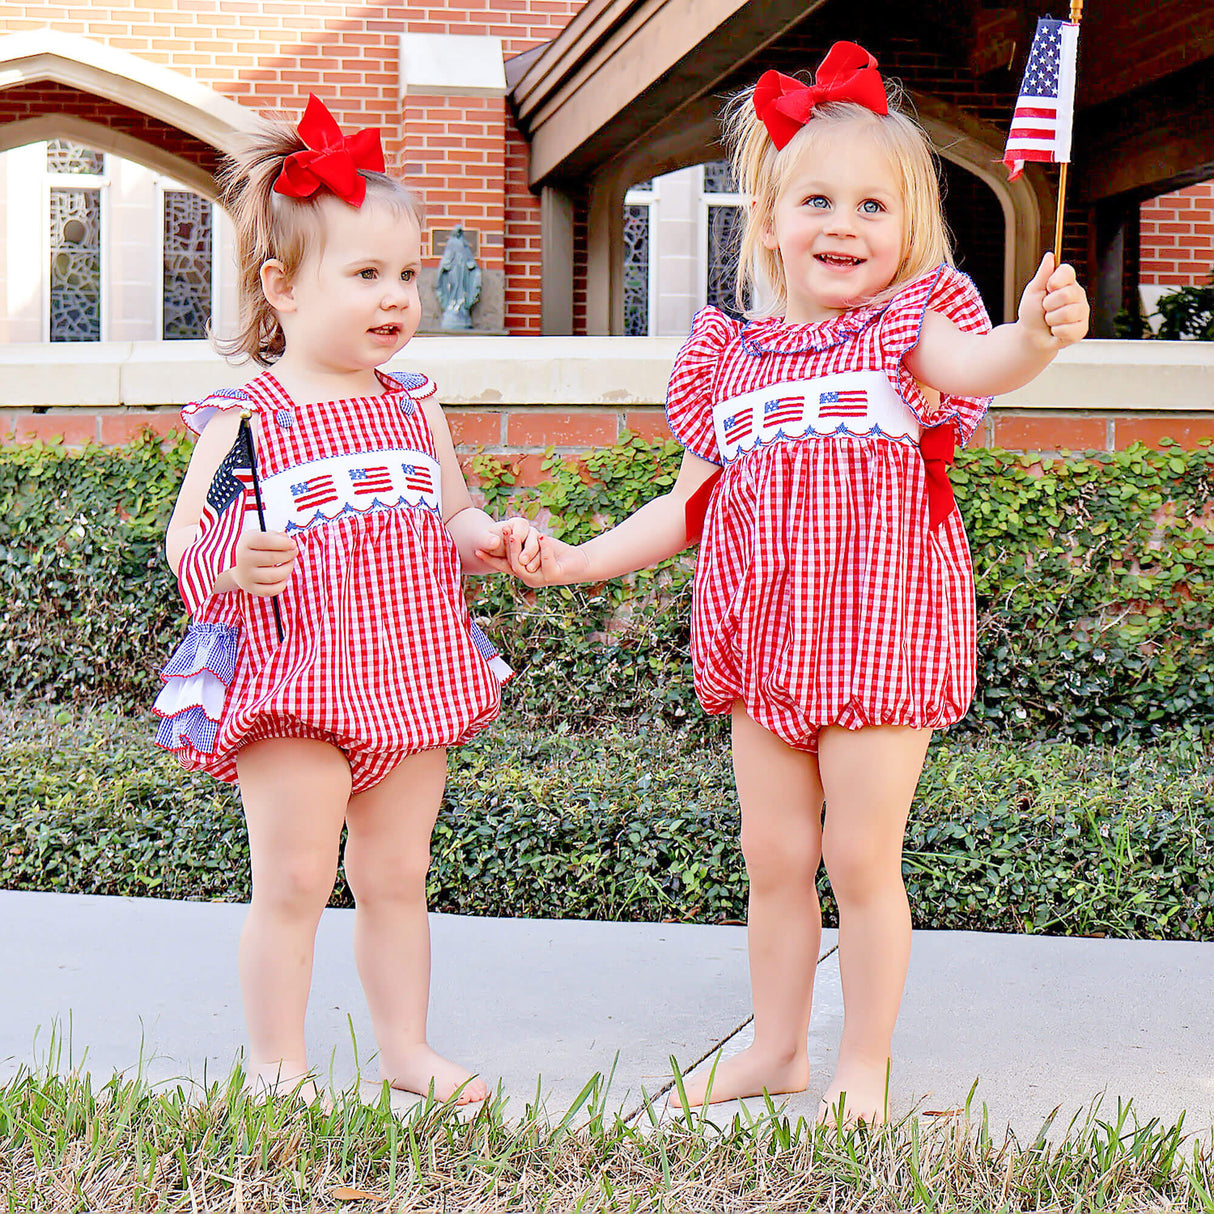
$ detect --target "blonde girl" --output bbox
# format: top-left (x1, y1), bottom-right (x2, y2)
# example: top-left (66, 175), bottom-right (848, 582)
top-left (154, 96), bottom-right (536, 1103)
top-left (510, 44), bottom-right (1088, 1122)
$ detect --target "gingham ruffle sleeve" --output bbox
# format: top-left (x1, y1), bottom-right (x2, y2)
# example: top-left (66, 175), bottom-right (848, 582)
top-left (180, 387), bottom-right (253, 436)
top-left (880, 265), bottom-right (993, 445)
top-left (664, 306), bottom-right (742, 465)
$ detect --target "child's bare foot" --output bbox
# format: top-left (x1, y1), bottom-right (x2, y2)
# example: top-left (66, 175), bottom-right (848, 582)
top-left (247, 1061), bottom-right (319, 1105)
top-left (668, 1045), bottom-right (809, 1108)
top-left (383, 1043), bottom-right (488, 1105)
top-left (817, 1058), bottom-right (891, 1127)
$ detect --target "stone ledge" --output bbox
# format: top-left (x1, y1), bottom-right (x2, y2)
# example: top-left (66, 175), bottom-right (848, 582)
top-left (2, 338), bottom-right (1212, 412)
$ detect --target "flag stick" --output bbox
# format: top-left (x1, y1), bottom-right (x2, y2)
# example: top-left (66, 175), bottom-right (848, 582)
top-left (1054, 0), bottom-right (1083, 261)
top-left (240, 409), bottom-right (285, 644)
top-left (1054, 162), bottom-right (1069, 260)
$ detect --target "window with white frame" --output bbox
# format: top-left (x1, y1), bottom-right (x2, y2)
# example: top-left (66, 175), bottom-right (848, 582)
top-left (701, 160), bottom-right (749, 318)
top-left (161, 188), bottom-right (214, 340)
top-left (46, 140), bottom-right (106, 342)
top-left (623, 178), bottom-right (657, 336)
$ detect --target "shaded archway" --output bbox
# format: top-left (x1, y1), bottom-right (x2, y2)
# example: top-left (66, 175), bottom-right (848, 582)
top-left (583, 92), bottom-right (1050, 333)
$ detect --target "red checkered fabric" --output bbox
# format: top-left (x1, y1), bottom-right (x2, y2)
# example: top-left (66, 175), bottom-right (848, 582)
top-left (665, 265), bottom-right (991, 752)
top-left (163, 369), bottom-right (501, 792)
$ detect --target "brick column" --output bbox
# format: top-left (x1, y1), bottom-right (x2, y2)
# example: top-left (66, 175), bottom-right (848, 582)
top-left (398, 33), bottom-right (508, 334)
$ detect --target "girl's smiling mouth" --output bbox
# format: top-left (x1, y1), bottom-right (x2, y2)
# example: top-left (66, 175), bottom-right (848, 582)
top-left (815, 253), bottom-right (865, 267)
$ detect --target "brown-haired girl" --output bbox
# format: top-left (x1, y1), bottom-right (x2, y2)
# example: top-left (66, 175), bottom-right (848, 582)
top-left (154, 96), bottom-right (536, 1103)
top-left (511, 44), bottom-right (1089, 1122)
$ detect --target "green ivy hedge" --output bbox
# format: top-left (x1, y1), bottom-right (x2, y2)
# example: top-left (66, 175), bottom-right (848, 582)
top-left (1, 430), bottom-right (1211, 742)
top-left (3, 706), bottom-right (1211, 939)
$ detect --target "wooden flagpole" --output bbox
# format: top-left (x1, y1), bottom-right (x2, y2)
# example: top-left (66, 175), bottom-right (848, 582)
top-left (1053, 0), bottom-right (1084, 259)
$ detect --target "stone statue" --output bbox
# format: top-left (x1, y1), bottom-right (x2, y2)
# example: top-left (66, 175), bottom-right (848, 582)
top-left (435, 225), bottom-right (482, 330)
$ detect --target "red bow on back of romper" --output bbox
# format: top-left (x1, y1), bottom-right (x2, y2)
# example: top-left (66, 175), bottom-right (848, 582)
top-left (753, 42), bottom-right (889, 150)
top-left (273, 95), bottom-right (386, 208)
top-left (920, 422), bottom-right (959, 530)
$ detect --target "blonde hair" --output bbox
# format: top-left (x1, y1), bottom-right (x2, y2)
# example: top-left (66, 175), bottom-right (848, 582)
top-left (721, 78), bottom-right (951, 319)
top-left (215, 114), bottom-right (424, 366)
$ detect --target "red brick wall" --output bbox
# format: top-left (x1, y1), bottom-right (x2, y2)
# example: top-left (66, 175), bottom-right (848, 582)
top-left (2, 1), bottom-right (586, 331)
top-left (5, 406), bottom-right (1212, 474)
top-left (1140, 181), bottom-right (1214, 290)
top-left (402, 93), bottom-right (506, 278)
top-left (1082, 2), bottom-right (1214, 109)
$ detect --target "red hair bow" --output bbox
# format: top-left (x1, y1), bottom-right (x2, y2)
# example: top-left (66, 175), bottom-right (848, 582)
top-left (273, 94), bottom-right (385, 207)
top-left (753, 42), bottom-right (888, 150)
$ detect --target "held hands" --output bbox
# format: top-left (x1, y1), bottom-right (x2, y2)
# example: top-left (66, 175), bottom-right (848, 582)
top-left (503, 532), bottom-right (589, 588)
top-left (474, 516), bottom-right (542, 576)
top-left (475, 514), bottom-right (589, 587)
top-left (233, 529), bottom-right (297, 597)
top-left (1018, 252), bottom-right (1090, 349)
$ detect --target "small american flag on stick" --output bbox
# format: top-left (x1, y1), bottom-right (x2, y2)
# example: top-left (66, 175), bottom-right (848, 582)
top-left (178, 423), bottom-right (256, 617)
top-left (1003, 16), bottom-right (1079, 182)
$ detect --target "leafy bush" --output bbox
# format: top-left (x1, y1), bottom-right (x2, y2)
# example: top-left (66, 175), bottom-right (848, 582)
top-left (2, 432), bottom-right (1212, 742)
top-left (1155, 276), bottom-right (1214, 341)
top-left (2, 705), bottom-right (1212, 940)
top-left (1116, 275), bottom-right (1214, 340)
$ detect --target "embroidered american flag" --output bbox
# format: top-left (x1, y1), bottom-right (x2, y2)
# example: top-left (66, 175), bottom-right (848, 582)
top-left (722, 408), bottom-right (753, 444)
top-left (402, 463), bottom-right (434, 494)
top-left (349, 465), bottom-right (393, 496)
top-left (763, 396), bottom-right (803, 428)
top-left (1003, 17), bottom-right (1078, 181)
top-left (819, 389), bottom-right (868, 418)
top-left (291, 474), bottom-right (337, 510)
top-left (177, 422), bottom-right (256, 616)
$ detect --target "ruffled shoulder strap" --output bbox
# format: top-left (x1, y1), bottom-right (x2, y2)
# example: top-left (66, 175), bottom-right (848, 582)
top-left (880, 265), bottom-right (993, 444)
top-left (180, 386), bottom-right (254, 436)
top-left (380, 369), bottom-right (438, 400)
top-left (664, 306), bottom-right (743, 465)
top-left (881, 265), bottom-right (991, 354)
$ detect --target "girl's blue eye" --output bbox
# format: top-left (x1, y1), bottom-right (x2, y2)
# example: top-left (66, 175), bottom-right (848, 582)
top-left (861, 200), bottom-right (884, 215)
top-left (806, 196), bottom-right (830, 209)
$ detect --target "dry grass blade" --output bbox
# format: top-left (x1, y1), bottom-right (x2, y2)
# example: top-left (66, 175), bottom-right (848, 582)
top-left (0, 1066), bottom-right (1211, 1212)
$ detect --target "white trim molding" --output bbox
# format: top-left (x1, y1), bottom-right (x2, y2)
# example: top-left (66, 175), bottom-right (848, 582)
top-left (0, 30), bottom-right (258, 158)
top-left (398, 34), bottom-right (507, 98)
top-left (1, 339), bottom-right (1211, 413)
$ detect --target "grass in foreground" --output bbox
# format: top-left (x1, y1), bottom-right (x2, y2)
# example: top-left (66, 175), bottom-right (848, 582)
top-left (2, 1063), bottom-right (1212, 1213)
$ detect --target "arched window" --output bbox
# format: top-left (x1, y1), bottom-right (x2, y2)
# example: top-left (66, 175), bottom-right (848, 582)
top-left (4, 140), bottom-right (221, 342)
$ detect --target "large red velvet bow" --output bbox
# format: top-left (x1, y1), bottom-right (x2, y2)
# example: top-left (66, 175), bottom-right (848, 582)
top-left (273, 95), bottom-right (385, 207)
top-left (920, 422), bottom-right (958, 531)
top-left (753, 42), bottom-right (888, 150)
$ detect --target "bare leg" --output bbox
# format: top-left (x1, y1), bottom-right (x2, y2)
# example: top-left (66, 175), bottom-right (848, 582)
top-left (817, 725), bottom-right (932, 1125)
top-left (235, 737), bottom-right (351, 1096)
top-left (675, 703), bottom-right (824, 1107)
top-left (344, 749), bottom-right (488, 1104)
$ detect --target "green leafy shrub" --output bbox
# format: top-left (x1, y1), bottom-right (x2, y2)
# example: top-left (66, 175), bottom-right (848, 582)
top-left (1, 431), bottom-right (1211, 742)
top-left (2, 705), bottom-right (1211, 939)
top-left (1155, 276), bottom-right (1214, 341)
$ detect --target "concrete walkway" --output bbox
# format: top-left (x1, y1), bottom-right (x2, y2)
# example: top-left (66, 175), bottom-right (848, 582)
top-left (2, 890), bottom-right (1211, 1141)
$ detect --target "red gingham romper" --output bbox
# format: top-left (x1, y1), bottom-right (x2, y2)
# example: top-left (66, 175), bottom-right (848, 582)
top-left (153, 369), bottom-right (506, 792)
top-left (665, 265), bottom-right (992, 752)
